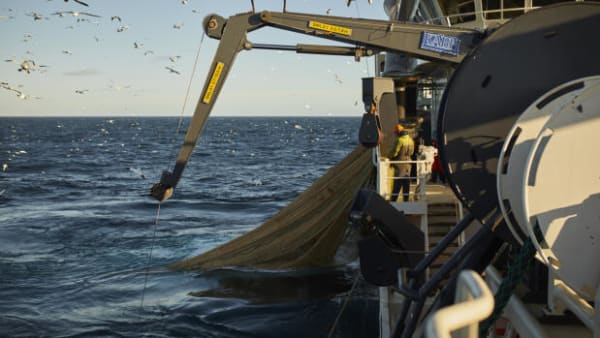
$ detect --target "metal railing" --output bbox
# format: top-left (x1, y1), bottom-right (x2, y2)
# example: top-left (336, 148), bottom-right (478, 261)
top-left (377, 156), bottom-right (433, 203)
top-left (425, 270), bottom-right (494, 338)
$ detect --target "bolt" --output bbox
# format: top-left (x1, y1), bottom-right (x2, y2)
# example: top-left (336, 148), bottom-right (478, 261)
top-left (208, 19), bottom-right (217, 29)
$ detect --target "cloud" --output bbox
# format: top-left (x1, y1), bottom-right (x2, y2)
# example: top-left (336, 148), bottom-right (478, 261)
top-left (63, 68), bottom-right (100, 76)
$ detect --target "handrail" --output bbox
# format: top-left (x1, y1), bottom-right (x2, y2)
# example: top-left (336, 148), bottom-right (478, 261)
top-left (382, 158), bottom-right (432, 202)
top-left (423, 0), bottom-right (589, 28)
top-left (419, 5), bottom-right (541, 26)
top-left (425, 270), bottom-right (494, 338)
top-left (373, 146), bottom-right (433, 202)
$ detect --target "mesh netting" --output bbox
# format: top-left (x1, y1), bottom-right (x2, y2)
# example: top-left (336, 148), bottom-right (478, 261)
top-left (170, 145), bottom-right (373, 270)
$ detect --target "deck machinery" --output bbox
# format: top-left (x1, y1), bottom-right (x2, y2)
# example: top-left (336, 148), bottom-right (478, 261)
top-left (151, 1), bottom-right (600, 337)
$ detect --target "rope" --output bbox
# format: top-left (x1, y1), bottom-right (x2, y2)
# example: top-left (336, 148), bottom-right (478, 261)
top-left (140, 202), bottom-right (161, 310)
top-left (478, 238), bottom-right (536, 337)
top-left (176, 33), bottom-right (206, 134)
top-left (138, 31), bottom-right (205, 316)
top-left (327, 270), bottom-right (361, 338)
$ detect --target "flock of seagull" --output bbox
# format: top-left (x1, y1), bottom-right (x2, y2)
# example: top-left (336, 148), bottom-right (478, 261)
top-left (2, 0), bottom-right (195, 101)
top-left (2, 0), bottom-right (370, 103)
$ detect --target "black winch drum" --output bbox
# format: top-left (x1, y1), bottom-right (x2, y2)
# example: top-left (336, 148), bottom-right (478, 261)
top-left (437, 2), bottom-right (600, 225)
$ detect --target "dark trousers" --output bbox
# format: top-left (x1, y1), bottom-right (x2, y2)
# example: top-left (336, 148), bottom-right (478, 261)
top-left (392, 165), bottom-right (410, 202)
top-left (431, 170), bottom-right (446, 183)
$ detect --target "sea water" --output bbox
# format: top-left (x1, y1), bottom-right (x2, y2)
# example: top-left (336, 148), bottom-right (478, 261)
top-left (0, 117), bottom-right (377, 337)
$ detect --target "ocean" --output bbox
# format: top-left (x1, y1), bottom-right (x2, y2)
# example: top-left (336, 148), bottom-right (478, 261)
top-left (0, 116), bottom-right (378, 337)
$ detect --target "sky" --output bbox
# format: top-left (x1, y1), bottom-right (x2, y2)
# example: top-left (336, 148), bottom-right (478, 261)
top-left (0, 0), bottom-right (390, 117)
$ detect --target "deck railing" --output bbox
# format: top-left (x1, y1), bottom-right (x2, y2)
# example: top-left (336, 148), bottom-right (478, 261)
top-left (376, 156), bottom-right (433, 203)
top-left (424, 270), bottom-right (494, 338)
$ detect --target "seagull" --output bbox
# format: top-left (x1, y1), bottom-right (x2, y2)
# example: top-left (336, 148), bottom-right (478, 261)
top-left (64, 0), bottom-right (90, 6)
top-left (76, 17), bottom-right (95, 23)
top-left (12, 90), bottom-right (41, 100)
top-left (181, 0), bottom-right (188, 4)
top-left (62, 50), bottom-right (72, 55)
top-left (133, 42), bottom-right (142, 49)
top-left (109, 81), bottom-right (131, 91)
top-left (117, 25), bottom-right (129, 32)
top-left (169, 55), bottom-right (181, 62)
top-left (1, 82), bottom-right (23, 97)
top-left (53, 11), bottom-right (101, 18)
top-left (18, 60), bottom-right (36, 73)
top-left (165, 66), bottom-right (180, 74)
top-left (327, 69), bottom-right (343, 84)
top-left (144, 50), bottom-right (154, 56)
top-left (111, 15), bottom-right (121, 22)
top-left (2, 163), bottom-right (7, 172)
top-left (326, 8), bottom-right (332, 14)
top-left (346, 0), bottom-right (373, 4)
top-left (334, 73), bottom-right (342, 84)
top-left (173, 23), bottom-right (183, 29)
top-left (26, 12), bottom-right (45, 21)
top-left (75, 89), bottom-right (89, 94)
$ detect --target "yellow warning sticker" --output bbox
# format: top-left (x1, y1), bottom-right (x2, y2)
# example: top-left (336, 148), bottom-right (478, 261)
top-left (202, 62), bottom-right (224, 104)
top-left (308, 21), bottom-right (352, 36)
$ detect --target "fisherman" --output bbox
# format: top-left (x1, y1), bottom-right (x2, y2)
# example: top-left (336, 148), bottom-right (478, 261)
top-left (430, 139), bottom-right (446, 184)
top-left (389, 124), bottom-right (415, 202)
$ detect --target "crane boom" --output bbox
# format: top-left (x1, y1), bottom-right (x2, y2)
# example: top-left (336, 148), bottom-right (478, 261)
top-left (151, 10), bottom-right (482, 201)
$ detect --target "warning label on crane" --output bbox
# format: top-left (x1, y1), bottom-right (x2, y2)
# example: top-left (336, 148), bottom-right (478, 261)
top-left (420, 32), bottom-right (460, 56)
top-left (308, 21), bottom-right (352, 36)
top-left (203, 61), bottom-right (224, 104)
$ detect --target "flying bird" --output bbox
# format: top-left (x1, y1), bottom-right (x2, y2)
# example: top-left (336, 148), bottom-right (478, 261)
top-left (26, 12), bottom-right (45, 21)
top-left (334, 73), bottom-right (342, 84)
top-left (64, 0), bottom-right (89, 6)
top-left (346, 0), bottom-right (373, 4)
top-left (117, 25), bottom-right (129, 32)
top-left (18, 60), bottom-right (36, 73)
top-left (1, 82), bottom-right (22, 96)
top-left (165, 66), bottom-right (180, 74)
top-left (173, 23), bottom-right (183, 29)
top-left (75, 89), bottom-right (89, 94)
top-left (1, 83), bottom-right (41, 100)
top-left (53, 11), bottom-right (101, 18)
top-left (327, 69), bottom-right (343, 84)
top-left (111, 15), bottom-right (121, 22)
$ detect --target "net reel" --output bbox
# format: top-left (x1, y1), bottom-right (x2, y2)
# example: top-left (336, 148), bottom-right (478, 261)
top-left (498, 76), bottom-right (600, 301)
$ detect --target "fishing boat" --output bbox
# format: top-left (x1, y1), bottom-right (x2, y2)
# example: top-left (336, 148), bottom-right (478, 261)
top-left (151, 0), bottom-right (600, 337)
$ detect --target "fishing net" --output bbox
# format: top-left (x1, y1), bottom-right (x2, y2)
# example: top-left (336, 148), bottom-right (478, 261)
top-left (170, 145), bottom-right (374, 270)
